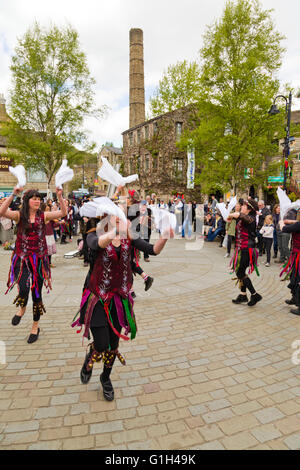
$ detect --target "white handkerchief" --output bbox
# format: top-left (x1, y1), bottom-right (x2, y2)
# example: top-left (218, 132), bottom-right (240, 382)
top-left (98, 157), bottom-right (138, 186)
top-left (79, 201), bottom-right (99, 218)
top-left (276, 187), bottom-right (297, 220)
top-left (79, 197), bottom-right (127, 224)
top-left (216, 196), bottom-right (237, 221)
top-left (55, 160), bottom-right (74, 189)
top-left (94, 197), bottom-right (127, 223)
top-left (9, 165), bottom-right (26, 189)
top-left (150, 206), bottom-right (176, 233)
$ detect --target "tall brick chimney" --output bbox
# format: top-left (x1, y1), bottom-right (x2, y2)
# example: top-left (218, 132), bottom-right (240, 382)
top-left (0, 94), bottom-right (9, 123)
top-left (129, 28), bottom-right (145, 128)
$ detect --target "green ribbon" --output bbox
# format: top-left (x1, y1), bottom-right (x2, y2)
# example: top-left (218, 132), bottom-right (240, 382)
top-left (122, 298), bottom-right (136, 340)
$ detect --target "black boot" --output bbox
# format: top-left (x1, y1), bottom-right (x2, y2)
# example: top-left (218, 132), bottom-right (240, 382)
top-left (12, 295), bottom-right (28, 325)
top-left (144, 276), bottom-right (154, 291)
top-left (99, 349), bottom-right (126, 401)
top-left (80, 344), bottom-right (102, 384)
top-left (100, 373), bottom-right (114, 401)
top-left (290, 307), bottom-right (300, 316)
top-left (232, 294), bottom-right (248, 304)
top-left (248, 293), bottom-right (262, 307)
top-left (285, 297), bottom-right (297, 306)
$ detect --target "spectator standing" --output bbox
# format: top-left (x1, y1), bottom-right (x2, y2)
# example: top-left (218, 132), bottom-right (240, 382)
top-left (140, 200), bottom-right (153, 262)
top-left (256, 200), bottom-right (271, 256)
top-left (275, 208), bottom-right (294, 264)
top-left (211, 195), bottom-right (218, 214)
top-left (225, 202), bottom-right (241, 258)
top-left (259, 215), bottom-right (274, 266)
top-left (272, 204), bottom-right (280, 259)
top-left (174, 198), bottom-right (183, 234)
top-left (182, 202), bottom-right (193, 239)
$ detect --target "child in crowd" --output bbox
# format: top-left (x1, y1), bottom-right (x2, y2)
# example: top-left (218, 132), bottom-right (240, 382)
top-left (259, 214), bottom-right (274, 267)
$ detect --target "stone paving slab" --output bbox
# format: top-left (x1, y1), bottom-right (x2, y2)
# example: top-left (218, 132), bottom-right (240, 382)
top-left (1, 237), bottom-right (300, 450)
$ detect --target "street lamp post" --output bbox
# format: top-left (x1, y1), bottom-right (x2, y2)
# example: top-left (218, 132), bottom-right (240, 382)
top-left (268, 91), bottom-right (292, 191)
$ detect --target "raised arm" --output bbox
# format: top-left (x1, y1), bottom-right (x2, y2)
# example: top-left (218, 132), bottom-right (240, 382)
top-left (282, 221), bottom-right (300, 233)
top-left (44, 188), bottom-right (67, 223)
top-left (0, 186), bottom-right (22, 222)
top-left (239, 213), bottom-right (256, 225)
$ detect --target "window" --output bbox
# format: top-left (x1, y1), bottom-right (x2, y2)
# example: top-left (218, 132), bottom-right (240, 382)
top-left (152, 155), bottom-right (158, 171)
top-left (145, 126), bottom-right (149, 140)
top-left (129, 132), bottom-right (133, 146)
top-left (136, 156), bottom-right (141, 173)
top-left (129, 158), bottom-right (134, 174)
top-left (137, 129), bottom-right (141, 144)
top-left (173, 158), bottom-right (183, 179)
top-left (27, 168), bottom-right (47, 183)
top-left (153, 122), bottom-right (158, 134)
top-left (175, 122), bottom-right (183, 141)
top-left (145, 155), bottom-right (150, 172)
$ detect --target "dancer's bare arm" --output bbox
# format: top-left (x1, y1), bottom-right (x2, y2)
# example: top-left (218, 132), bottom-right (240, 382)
top-left (0, 186), bottom-right (22, 222)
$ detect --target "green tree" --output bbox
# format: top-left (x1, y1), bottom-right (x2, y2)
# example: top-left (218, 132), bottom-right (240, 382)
top-left (149, 60), bottom-right (202, 116)
top-left (181, 0), bottom-right (286, 194)
top-left (2, 22), bottom-right (106, 190)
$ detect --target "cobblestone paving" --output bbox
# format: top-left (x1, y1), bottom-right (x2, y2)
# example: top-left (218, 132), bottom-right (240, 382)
top-left (0, 236), bottom-right (300, 450)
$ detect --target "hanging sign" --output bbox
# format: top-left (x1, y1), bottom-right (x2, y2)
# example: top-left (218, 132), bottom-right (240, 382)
top-left (187, 147), bottom-right (195, 189)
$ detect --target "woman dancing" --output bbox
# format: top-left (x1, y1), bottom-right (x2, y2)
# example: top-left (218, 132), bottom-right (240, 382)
top-left (0, 186), bottom-right (67, 343)
top-left (228, 198), bottom-right (262, 306)
top-left (73, 206), bottom-right (173, 401)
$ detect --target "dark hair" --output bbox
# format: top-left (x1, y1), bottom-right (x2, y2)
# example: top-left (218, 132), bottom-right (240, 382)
top-left (86, 217), bottom-right (100, 233)
top-left (244, 198), bottom-right (258, 215)
top-left (19, 189), bottom-right (42, 233)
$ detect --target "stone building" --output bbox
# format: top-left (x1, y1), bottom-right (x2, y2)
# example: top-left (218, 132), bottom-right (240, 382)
top-left (122, 106), bottom-right (199, 200)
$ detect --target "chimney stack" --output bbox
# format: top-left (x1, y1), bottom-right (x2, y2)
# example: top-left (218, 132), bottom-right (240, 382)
top-left (0, 94), bottom-right (9, 123)
top-left (129, 28), bottom-right (145, 128)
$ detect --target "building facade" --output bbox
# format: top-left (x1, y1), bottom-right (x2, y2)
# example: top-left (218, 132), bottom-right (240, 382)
top-left (122, 106), bottom-right (200, 200)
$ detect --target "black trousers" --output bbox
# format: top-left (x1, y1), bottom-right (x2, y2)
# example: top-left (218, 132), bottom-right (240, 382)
top-left (263, 238), bottom-right (273, 264)
top-left (15, 259), bottom-right (44, 321)
top-left (236, 250), bottom-right (256, 295)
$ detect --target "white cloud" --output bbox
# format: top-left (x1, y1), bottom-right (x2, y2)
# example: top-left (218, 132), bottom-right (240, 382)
top-left (0, 0), bottom-right (299, 148)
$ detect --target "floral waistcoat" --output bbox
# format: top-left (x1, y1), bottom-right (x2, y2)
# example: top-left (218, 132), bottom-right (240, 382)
top-left (88, 238), bottom-right (133, 302)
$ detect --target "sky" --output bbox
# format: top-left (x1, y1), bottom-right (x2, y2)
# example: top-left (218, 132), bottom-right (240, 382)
top-left (0, 0), bottom-right (300, 150)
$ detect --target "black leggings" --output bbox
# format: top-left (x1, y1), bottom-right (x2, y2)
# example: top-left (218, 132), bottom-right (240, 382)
top-left (16, 260), bottom-right (44, 321)
top-left (263, 237), bottom-right (273, 264)
top-left (90, 302), bottom-right (122, 380)
top-left (236, 250), bottom-right (256, 295)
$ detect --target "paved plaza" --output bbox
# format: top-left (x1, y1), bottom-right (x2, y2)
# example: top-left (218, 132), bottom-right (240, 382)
top-left (1, 236), bottom-right (300, 450)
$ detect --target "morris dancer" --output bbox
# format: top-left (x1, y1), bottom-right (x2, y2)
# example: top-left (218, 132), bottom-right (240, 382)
top-left (228, 198), bottom-right (262, 306)
top-left (0, 186), bottom-right (67, 343)
top-left (73, 207), bottom-right (173, 401)
top-left (279, 214), bottom-right (300, 315)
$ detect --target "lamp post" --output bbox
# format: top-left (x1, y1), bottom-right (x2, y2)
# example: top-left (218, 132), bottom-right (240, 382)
top-left (268, 91), bottom-right (292, 192)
